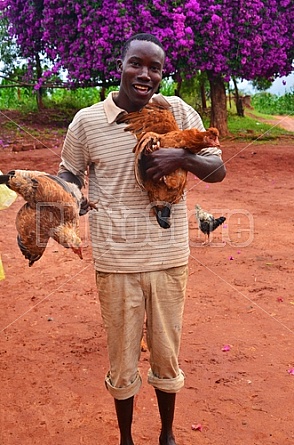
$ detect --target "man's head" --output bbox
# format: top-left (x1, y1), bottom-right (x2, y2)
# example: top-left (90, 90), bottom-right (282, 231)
top-left (115, 33), bottom-right (166, 113)
top-left (121, 33), bottom-right (165, 61)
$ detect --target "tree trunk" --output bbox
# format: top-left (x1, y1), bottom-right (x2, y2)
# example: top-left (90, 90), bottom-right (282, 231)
top-left (200, 80), bottom-right (207, 111)
top-left (35, 53), bottom-right (44, 110)
top-left (232, 77), bottom-right (244, 117)
top-left (173, 70), bottom-right (182, 97)
top-left (100, 85), bottom-right (106, 101)
top-left (207, 72), bottom-right (229, 137)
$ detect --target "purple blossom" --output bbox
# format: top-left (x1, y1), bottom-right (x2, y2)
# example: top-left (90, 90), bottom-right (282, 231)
top-left (0, 0), bottom-right (293, 87)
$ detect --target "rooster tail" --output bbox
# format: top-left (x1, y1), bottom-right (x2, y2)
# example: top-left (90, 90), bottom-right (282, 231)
top-left (153, 204), bottom-right (171, 229)
top-left (212, 216), bottom-right (226, 231)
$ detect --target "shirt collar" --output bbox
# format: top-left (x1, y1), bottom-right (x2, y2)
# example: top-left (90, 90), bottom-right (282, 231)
top-left (103, 91), bottom-right (172, 124)
top-left (104, 91), bottom-right (126, 124)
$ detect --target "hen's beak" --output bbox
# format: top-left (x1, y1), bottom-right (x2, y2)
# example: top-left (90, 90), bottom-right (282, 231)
top-left (71, 246), bottom-right (83, 259)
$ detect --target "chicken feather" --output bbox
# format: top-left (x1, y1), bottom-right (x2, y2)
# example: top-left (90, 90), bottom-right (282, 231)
top-left (0, 170), bottom-right (83, 266)
top-left (117, 104), bottom-right (220, 228)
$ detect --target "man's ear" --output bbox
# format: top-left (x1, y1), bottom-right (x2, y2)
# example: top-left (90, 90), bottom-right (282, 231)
top-left (116, 59), bottom-right (123, 73)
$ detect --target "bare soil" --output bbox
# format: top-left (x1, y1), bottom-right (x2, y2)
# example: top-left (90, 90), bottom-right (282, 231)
top-left (1, 109), bottom-right (294, 445)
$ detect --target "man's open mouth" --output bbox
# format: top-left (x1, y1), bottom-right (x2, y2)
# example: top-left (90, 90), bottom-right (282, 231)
top-left (134, 84), bottom-right (151, 93)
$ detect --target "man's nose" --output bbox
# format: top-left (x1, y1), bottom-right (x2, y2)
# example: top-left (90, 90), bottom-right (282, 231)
top-left (138, 66), bottom-right (151, 79)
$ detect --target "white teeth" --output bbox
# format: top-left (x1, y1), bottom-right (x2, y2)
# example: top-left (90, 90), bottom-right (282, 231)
top-left (135, 85), bottom-right (148, 91)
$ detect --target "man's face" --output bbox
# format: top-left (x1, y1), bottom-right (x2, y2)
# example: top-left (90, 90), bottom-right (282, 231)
top-left (116, 40), bottom-right (165, 112)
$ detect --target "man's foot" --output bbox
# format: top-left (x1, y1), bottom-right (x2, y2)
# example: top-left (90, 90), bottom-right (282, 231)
top-left (159, 432), bottom-right (177, 445)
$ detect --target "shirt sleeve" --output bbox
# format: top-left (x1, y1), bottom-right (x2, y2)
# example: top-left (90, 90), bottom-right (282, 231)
top-left (58, 113), bottom-right (91, 186)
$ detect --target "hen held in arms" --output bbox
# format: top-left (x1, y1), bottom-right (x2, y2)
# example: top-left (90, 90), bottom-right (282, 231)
top-left (117, 103), bottom-right (220, 229)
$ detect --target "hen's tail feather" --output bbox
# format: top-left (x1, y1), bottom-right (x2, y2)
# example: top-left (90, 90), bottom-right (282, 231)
top-left (212, 216), bottom-right (226, 231)
top-left (17, 234), bottom-right (42, 267)
top-left (153, 204), bottom-right (171, 229)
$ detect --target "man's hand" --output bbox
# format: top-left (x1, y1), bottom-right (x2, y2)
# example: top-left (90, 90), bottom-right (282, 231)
top-left (79, 195), bottom-right (90, 216)
top-left (141, 148), bottom-right (186, 182)
top-left (79, 196), bottom-right (98, 215)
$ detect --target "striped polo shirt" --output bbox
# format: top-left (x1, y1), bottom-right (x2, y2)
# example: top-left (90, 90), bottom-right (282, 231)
top-left (59, 92), bottom-right (222, 273)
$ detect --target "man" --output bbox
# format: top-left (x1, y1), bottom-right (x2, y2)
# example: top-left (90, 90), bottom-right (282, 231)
top-left (59, 33), bottom-right (226, 445)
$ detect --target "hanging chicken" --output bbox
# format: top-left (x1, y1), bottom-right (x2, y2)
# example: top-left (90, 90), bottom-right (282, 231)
top-left (0, 170), bottom-right (83, 266)
top-left (117, 103), bottom-right (220, 228)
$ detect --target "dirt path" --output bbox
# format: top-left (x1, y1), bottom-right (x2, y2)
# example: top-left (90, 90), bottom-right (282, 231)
top-left (270, 115), bottom-right (294, 132)
top-left (246, 112), bottom-right (294, 132)
top-left (1, 112), bottom-right (294, 445)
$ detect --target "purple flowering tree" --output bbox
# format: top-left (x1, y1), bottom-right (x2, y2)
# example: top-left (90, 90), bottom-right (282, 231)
top-left (1, 0), bottom-right (293, 134)
top-left (0, 0), bottom-right (47, 107)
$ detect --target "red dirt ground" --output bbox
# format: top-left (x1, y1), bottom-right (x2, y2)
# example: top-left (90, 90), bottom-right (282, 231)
top-left (0, 110), bottom-right (294, 445)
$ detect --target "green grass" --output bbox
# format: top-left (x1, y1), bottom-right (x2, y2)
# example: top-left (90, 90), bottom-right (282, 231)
top-left (1, 85), bottom-right (293, 141)
top-left (252, 91), bottom-right (294, 116)
top-left (226, 112), bottom-right (291, 140)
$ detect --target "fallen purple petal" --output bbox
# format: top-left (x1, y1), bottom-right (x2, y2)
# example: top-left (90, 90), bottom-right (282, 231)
top-left (229, 256), bottom-right (234, 260)
top-left (287, 368), bottom-right (294, 375)
top-left (191, 423), bottom-right (203, 432)
top-left (222, 344), bottom-right (231, 352)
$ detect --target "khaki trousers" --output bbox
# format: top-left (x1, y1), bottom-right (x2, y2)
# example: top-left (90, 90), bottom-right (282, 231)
top-left (96, 265), bottom-right (188, 400)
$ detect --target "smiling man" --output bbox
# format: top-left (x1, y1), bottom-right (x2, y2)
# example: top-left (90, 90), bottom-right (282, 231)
top-left (58, 33), bottom-right (226, 445)
top-left (114, 35), bottom-right (165, 112)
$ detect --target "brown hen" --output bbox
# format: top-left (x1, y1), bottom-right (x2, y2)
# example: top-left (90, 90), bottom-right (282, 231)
top-left (0, 170), bottom-right (83, 266)
top-left (117, 103), bottom-right (220, 228)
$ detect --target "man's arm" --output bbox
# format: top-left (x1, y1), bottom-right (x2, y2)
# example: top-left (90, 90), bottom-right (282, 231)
top-left (144, 148), bottom-right (226, 183)
top-left (58, 170), bottom-right (83, 189)
top-left (58, 170), bottom-right (91, 215)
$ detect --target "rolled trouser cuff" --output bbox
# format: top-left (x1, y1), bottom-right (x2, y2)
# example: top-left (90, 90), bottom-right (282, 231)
top-left (105, 371), bottom-right (142, 400)
top-left (147, 368), bottom-right (185, 393)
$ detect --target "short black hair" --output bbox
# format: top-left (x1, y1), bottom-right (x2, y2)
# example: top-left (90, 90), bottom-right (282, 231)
top-left (121, 33), bottom-right (165, 59)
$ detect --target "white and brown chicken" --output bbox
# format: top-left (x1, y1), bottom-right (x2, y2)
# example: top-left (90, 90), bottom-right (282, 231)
top-left (195, 204), bottom-right (226, 244)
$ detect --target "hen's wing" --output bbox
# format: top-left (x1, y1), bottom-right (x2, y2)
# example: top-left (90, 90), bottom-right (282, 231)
top-left (16, 203), bottom-right (49, 266)
top-left (116, 103), bottom-right (179, 137)
top-left (159, 127), bottom-right (220, 152)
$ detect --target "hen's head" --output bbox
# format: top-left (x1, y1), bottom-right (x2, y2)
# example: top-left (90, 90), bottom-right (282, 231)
top-left (205, 128), bottom-right (220, 147)
top-left (54, 224), bottom-right (83, 259)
